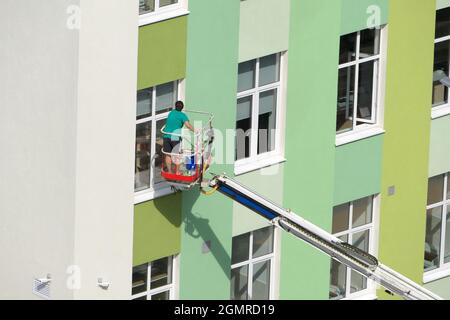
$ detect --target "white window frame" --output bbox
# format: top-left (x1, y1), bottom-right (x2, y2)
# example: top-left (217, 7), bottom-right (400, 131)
top-left (230, 227), bottom-right (277, 300)
top-left (234, 52), bottom-right (287, 175)
top-left (331, 195), bottom-right (379, 300)
top-left (134, 80), bottom-right (184, 204)
top-left (139, 0), bottom-right (189, 27)
top-left (424, 173), bottom-right (450, 283)
top-left (131, 255), bottom-right (179, 300)
top-left (336, 27), bottom-right (387, 147)
top-left (432, 21), bottom-right (450, 119)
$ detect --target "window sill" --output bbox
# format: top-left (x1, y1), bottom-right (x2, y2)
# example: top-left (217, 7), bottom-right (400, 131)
top-left (336, 126), bottom-right (385, 147)
top-left (342, 292), bottom-right (377, 301)
top-left (431, 104), bottom-right (450, 120)
top-left (234, 155), bottom-right (286, 176)
top-left (423, 265), bottom-right (450, 283)
top-left (134, 186), bottom-right (174, 205)
top-left (139, 9), bottom-right (189, 27)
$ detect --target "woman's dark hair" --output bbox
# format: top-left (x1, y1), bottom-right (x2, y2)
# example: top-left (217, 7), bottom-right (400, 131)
top-left (175, 101), bottom-right (184, 111)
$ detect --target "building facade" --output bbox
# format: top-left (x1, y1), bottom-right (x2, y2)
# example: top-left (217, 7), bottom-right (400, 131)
top-left (1, 0), bottom-right (450, 300)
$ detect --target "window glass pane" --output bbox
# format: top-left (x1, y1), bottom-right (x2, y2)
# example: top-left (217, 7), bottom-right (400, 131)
top-left (433, 41), bottom-right (450, 107)
top-left (159, 0), bottom-right (178, 7)
top-left (251, 260), bottom-right (270, 300)
top-left (137, 88), bottom-right (152, 120)
top-left (135, 122), bottom-right (152, 192)
top-left (139, 0), bottom-right (155, 14)
top-left (332, 203), bottom-right (350, 234)
top-left (238, 60), bottom-right (256, 92)
top-left (339, 32), bottom-right (357, 64)
top-left (447, 175), bottom-right (450, 200)
top-left (258, 89), bottom-right (277, 155)
top-left (252, 227), bottom-right (274, 259)
top-left (352, 197), bottom-right (373, 228)
top-left (352, 230), bottom-right (370, 252)
top-left (436, 8), bottom-right (450, 39)
top-left (357, 61), bottom-right (376, 122)
top-left (133, 295), bottom-right (147, 300)
top-left (445, 208), bottom-right (450, 264)
top-left (424, 207), bottom-right (442, 272)
top-left (156, 82), bottom-right (176, 115)
top-left (236, 96), bottom-right (252, 160)
top-left (350, 269), bottom-right (367, 294)
top-left (151, 291), bottom-right (170, 300)
top-left (359, 29), bottom-right (380, 58)
top-left (154, 119), bottom-right (166, 185)
top-left (231, 265), bottom-right (248, 300)
top-left (336, 66), bottom-right (355, 133)
top-left (428, 175), bottom-right (445, 205)
top-left (232, 233), bottom-right (250, 265)
top-left (329, 260), bottom-right (347, 300)
top-left (132, 264), bottom-right (148, 295)
top-left (151, 257), bottom-right (172, 289)
top-left (259, 54), bottom-right (279, 87)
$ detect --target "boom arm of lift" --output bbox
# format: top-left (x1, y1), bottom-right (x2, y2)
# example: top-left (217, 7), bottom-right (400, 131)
top-left (207, 174), bottom-right (442, 301)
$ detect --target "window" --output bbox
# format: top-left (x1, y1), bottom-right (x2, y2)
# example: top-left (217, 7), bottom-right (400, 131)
top-left (132, 256), bottom-right (176, 300)
top-left (424, 173), bottom-right (450, 276)
top-left (135, 81), bottom-right (179, 195)
top-left (329, 196), bottom-right (377, 300)
top-left (235, 53), bottom-right (285, 172)
top-left (432, 8), bottom-right (450, 117)
top-left (336, 29), bottom-right (381, 135)
top-left (139, 0), bottom-right (187, 26)
top-left (230, 227), bottom-right (275, 300)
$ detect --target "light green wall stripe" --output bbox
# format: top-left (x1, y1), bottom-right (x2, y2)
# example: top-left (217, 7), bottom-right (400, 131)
top-left (280, 0), bottom-right (341, 300)
top-left (179, 0), bottom-right (240, 299)
top-left (341, 0), bottom-right (388, 35)
top-left (429, 115), bottom-right (450, 177)
top-left (133, 194), bottom-right (182, 266)
top-left (239, 0), bottom-right (290, 62)
top-left (334, 136), bottom-right (383, 205)
top-left (378, 0), bottom-right (436, 299)
top-left (137, 17), bottom-right (187, 90)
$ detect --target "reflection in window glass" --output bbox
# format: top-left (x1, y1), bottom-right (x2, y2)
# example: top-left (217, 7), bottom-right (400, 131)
top-left (259, 54), bottom-right (280, 87)
top-left (156, 82), bottom-right (176, 115)
top-left (137, 88), bottom-right (152, 120)
top-left (160, 0), bottom-right (178, 7)
top-left (151, 257), bottom-right (171, 289)
top-left (238, 60), bottom-right (256, 92)
top-left (151, 291), bottom-right (170, 300)
top-left (231, 266), bottom-right (248, 300)
top-left (236, 97), bottom-right (252, 160)
top-left (232, 233), bottom-right (250, 265)
top-left (350, 269), bottom-right (367, 294)
top-left (339, 32), bottom-right (357, 64)
top-left (428, 175), bottom-right (444, 205)
top-left (154, 119), bottom-right (166, 185)
top-left (360, 29), bottom-right (380, 58)
top-left (352, 197), bottom-right (373, 228)
top-left (252, 261), bottom-right (270, 300)
top-left (329, 260), bottom-right (347, 300)
top-left (357, 61), bottom-right (376, 121)
top-left (436, 8), bottom-right (450, 39)
top-left (433, 41), bottom-right (450, 106)
top-left (336, 66), bottom-right (355, 133)
top-left (424, 207), bottom-right (442, 272)
top-left (258, 89), bottom-right (277, 155)
top-left (135, 122), bottom-right (152, 192)
top-left (252, 227), bottom-right (274, 259)
top-left (139, 0), bottom-right (155, 14)
top-left (332, 203), bottom-right (350, 234)
top-left (132, 264), bottom-right (148, 296)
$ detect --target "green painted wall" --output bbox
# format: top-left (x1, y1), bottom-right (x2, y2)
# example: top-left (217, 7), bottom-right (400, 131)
top-left (179, 0), bottom-right (240, 299)
top-left (280, 0), bottom-right (341, 300)
top-left (378, 0), bottom-right (436, 299)
top-left (137, 17), bottom-right (187, 90)
top-left (341, 0), bottom-right (388, 35)
top-left (437, 0), bottom-right (450, 10)
top-left (233, 166), bottom-right (285, 236)
top-left (133, 194), bottom-right (182, 266)
top-left (239, 0), bottom-right (290, 62)
top-left (429, 115), bottom-right (450, 177)
top-left (334, 136), bottom-right (383, 205)
top-left (425, 277), bottom-right (450, 299)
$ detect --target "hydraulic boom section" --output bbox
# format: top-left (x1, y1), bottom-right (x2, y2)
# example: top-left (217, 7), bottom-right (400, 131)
top-left (207, 174), bottom-right (442, 301)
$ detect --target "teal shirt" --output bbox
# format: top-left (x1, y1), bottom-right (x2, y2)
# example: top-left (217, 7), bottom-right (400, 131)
top-left (163, 110), bottom-right (189, 141)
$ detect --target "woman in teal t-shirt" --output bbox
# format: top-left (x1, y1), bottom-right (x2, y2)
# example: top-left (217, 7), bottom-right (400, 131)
top-left (163, 101), bottom-right (195, 174)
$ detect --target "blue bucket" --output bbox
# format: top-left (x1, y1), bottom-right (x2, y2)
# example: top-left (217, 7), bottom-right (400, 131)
top-left (186, 155), bottom-right (196, 171)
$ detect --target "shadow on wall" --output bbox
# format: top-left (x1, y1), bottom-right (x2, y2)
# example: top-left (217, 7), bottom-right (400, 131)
top-left (153, 193), bottom-right (182, 228)
top-left (182, 188), bottom-right (231, 280)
